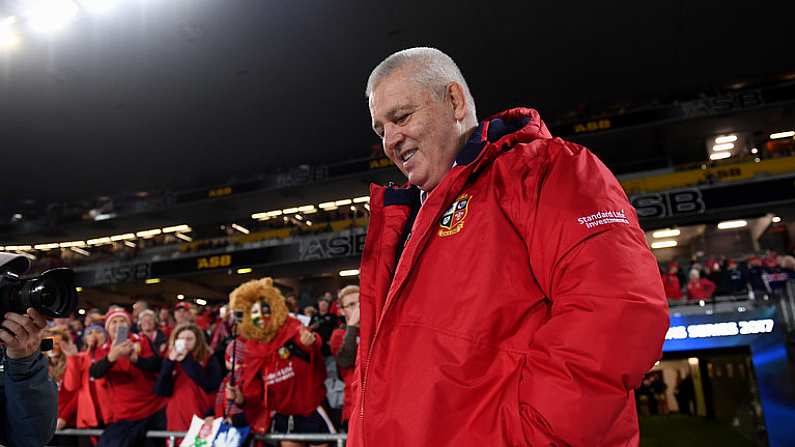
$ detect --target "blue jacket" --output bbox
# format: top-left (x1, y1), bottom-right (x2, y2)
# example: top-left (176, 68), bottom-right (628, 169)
top-left (0, 350), bottom-right (58, 447)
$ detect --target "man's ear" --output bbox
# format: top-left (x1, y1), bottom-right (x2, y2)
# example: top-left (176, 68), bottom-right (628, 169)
top-left (447, 81), bottom-right (468, 122)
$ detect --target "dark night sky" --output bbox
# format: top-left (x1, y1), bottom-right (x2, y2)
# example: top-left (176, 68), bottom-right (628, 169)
top-left (1, 0), bottom-right (793, 202)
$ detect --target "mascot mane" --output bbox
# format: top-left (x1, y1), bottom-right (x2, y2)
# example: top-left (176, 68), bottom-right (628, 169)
top-left (229, 277), bottom-right (289, 343)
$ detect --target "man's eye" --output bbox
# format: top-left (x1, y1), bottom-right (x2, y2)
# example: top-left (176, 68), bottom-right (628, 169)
top-left (396, 113), bottom-right (411, 124)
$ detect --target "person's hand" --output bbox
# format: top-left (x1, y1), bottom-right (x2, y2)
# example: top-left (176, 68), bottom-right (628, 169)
top-left (129, 343), bottom-right (140, 363)
top-left (225, 383), bottom-right (244, 405)
top-left (60, 338), bottom-right (78, 357)
top-left (1, 309), bottom-right (48, 359)
top-left (107, 340), bottom-right (133, 362)
top-left (56, 418), bottom-right (66, 431)
top-left (346, 305), bottom-right (360, 327)
top-left (299, 326), bottom-right (316, 346)
top-left (167, 347), bottom-right (178, 362)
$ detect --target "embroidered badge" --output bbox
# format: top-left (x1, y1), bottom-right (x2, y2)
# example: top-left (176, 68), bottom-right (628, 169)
top-left (438, 193), bottom-right (471, 237)
top-left (278, 346), bottom-right (291, 360)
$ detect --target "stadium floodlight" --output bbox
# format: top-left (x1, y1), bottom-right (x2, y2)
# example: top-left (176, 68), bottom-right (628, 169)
top-left (79, 0), bottom-right (118, 16)
top-left (772, 216), bottom-right (782, 223)
top-left (87, 237), bottom-right (112, 245)
top-left (306, 220), bottom-right (312, 226)
top-left (59, 241), bottom-right (87, 248)
top-left (339, 269), bottom-right (360, 277)
top-left (236, 268), bottom-right (253, 275)
top-left (709, 152), bottom-right (731, 161)
top-left (33, 243), bottom-right (60, 250)
top-left (175, 233), bottom-right (192, 242)
top-left (651, 240), bottom-right (677, 249)
top-left (78, 308), bottom-right (86, 315)
top-left (282, 207), bottom-right (299, 214)
top-left (177, 294), bottom-right (185, 300)
top-left (714, 135), bottom-right (737, 144)
top-left (770, 130), bottom-right (795, 140)
top-left (298, 205), bottom-right (316, 213)
top-left (0, 17), bottom-right (21, 50)
top-left (110, 233), bottom-right (136, 241)
top-left (136, 229), bottom-right (162, 238)
top-left (652, 229), bottom-right (680, 239)
top-left (318, 202), bottom-right (337, 210)
top-left (162, 224), bottom-right (191, 234)
top-left (70, 246), bottom-right (90, 256)
top-left (770, 130), bottom-right (794, 140)
top-left (717, 220), bottom-right (747, 230)
top-left (145, 278), bottom-right (161, 285)
top-left (27, 0), bottom-right (80, 34)
top-left (353, 196), bottom-right (370, 203)
top-left (711, 143), bottom-right (734, 152)
top-left (231, 223), bottom-right (250, 234)
top-left (335, 199), bottom-right (353, 206)
top-left (195, 298), bottom-right (207, 306)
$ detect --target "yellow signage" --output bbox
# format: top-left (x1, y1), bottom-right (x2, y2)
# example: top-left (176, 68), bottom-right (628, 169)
top-left (197, 255), bottom-right (232, 269)
top-left (208, 186), bottom-right (233, 198)
top-left (369, 158), bottom-right (395, 169)
top-left (574, 119), bottom-right (611, 133)
top-left (620, 156), bottom-right (795, 194)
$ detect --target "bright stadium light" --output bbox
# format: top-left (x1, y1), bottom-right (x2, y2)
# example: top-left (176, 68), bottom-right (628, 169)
top-left (714, 135), bottom-right (737, 144)
top-left (710, 151), bottom-right (732, 161)
top-left (231, 223), bottom-right (250, 234)
top-left (651, 240), bottom-right (677, 249)
top-left (717, 220), bottom-right (747, 230)
top-left (711, 143), bottom-right (734, 152)
top-left (79, 0), bottom-right (118, 16)
top-left (0, 17), bottom-right (21, 50)
top-left (772, 216), bottom-right (782, 223)
top-left (652, 229), bottom-right (680, 239)
top-left (195, 298), bottom-right (207, 306)
top-left (339, 269), bottom-right (360, 277)
top-left (27, 0), bottom-right (80, 34)
top-left (770, 130), bottom-right (794, 140)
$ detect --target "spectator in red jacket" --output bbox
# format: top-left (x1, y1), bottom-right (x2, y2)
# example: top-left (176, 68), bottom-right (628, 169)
top-left (89, 310), bottom-right (166, 447)
top-left (662, 262), bottom-right (683, 301)
top-left (155, 323), bottom-right (222, 433)
top-left (43, 327), bottom-right (78, 431)
top-left (158, 307), bottom-right (175, 338)
top-left (687, 269), bottom-right (717, 301)
top-left (329, 285), bottom-right (360, 430)
top-left (174, 302), bottom-right (196, 326)
top-left (64, 324), bottom-right (113, 433)
top-left (138, 309), bottom-right (168, 356)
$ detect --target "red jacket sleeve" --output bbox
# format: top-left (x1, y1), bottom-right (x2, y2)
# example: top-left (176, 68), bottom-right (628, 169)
top-left (510, 140), bottom-right (669, 446)
top-left (63, 355), bottom-right (82, 392)
top-left (329, 328), bottom-right (345, 356)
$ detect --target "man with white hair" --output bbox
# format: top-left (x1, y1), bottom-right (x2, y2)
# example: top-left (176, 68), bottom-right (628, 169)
top-left (351, 48), bottom-right (669, 446)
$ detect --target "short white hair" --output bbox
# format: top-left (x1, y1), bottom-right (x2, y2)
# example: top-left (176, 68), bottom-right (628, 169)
top-left (366, 47), bottom-right (476, 121)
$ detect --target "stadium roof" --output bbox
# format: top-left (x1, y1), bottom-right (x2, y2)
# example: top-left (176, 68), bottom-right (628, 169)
top-left (1, 0), bottom-right (793, 202)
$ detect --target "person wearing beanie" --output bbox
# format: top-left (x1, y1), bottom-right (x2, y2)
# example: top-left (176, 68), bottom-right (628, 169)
top-left (154, 323), bottom-right (222, 435)
top-left (89, 309), bottom-right (166, 447)
top-left (64, 323), bottom-right (113, 433)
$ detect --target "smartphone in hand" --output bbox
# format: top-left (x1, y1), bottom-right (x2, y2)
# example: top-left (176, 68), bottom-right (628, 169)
top-left (114, 325), bottom-right (129, 346)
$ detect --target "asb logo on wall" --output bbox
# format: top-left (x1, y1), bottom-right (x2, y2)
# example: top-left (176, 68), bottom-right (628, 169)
top-left (439, 193), bottom-right (471, 238)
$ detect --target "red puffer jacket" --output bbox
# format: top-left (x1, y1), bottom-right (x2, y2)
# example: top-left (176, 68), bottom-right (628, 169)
top-left (348, 108), bottom-right (669, 447)
top-left (64, 347), bottom-right (113, 428)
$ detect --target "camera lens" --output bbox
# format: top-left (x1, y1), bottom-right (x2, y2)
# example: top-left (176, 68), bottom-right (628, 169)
top-left (19, 268), bottom-right (78, 318)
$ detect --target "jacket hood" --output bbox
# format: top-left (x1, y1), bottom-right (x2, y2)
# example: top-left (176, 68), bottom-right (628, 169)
top-left (455, 107), bottom-right (552, 167)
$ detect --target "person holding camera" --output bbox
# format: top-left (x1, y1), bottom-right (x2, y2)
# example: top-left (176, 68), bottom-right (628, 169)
top-left (0, 253), bottom-right (58, 447)
top-left (154, 323), bottom-right (222, 433)
top-left (89, 309), bottom-right (165, 447)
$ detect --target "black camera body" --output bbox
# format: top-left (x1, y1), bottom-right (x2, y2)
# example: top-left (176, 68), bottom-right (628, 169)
top-left (0, 253), bottom-right (78, 319)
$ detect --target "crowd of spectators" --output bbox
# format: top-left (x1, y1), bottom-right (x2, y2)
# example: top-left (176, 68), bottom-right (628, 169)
top-left (41, 285), bottom-right (360, 446)
top-left (660, 251), bottom-right (795, 303)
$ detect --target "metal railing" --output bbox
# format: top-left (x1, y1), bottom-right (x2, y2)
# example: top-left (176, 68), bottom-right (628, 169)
top-left (53, 429), bottom-right (347, 446)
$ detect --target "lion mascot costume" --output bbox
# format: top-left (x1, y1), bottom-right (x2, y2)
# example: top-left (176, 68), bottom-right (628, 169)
top-left (227, 277), bottom-right (333, 438)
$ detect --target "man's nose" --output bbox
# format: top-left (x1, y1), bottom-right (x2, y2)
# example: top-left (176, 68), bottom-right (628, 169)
top-left (383, 124), bottom-right (404, 157)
